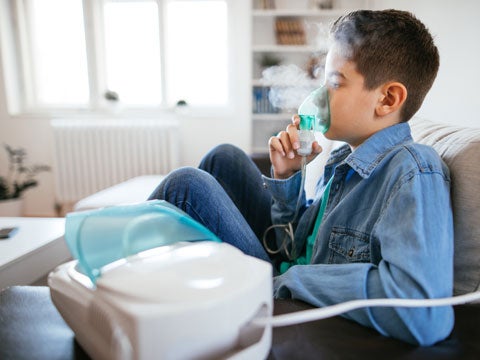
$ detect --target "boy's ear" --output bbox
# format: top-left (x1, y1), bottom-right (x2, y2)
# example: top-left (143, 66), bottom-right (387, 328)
top-left (376, 82), bottom-right (407, 117)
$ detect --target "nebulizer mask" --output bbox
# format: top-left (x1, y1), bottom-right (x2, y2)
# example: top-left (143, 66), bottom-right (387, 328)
top-left (297, 85), bottom-right (331, 156)
top-left (263, 85), bottom-right (331, 260)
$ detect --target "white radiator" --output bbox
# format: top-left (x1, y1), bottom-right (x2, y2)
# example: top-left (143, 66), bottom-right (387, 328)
top-left (51, 118), bottom-right (180, 204)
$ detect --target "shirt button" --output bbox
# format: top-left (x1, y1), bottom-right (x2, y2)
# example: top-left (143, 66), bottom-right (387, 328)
top-left (348, 248), bottom-right (354, 257)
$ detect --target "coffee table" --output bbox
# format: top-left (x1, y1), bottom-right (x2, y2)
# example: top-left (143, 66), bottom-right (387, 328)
top-left (0, 217), bottom-right (69, 290)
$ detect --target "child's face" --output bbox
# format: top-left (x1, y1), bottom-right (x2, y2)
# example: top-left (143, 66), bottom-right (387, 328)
top-left (324, 43), bottom-right (383, 149)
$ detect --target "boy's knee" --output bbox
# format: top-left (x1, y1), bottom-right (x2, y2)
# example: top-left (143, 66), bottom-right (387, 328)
top-left (148, 166), bottom-right (202, 200)
top-left (200, 143), bottom-right (244, 170)
top-left (164, 166), bottom-right (205, 188)
top-left (210, 143), bottom-right (240, 156)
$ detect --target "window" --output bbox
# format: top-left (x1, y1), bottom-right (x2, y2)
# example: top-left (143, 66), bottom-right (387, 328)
top-left (103, 0), bottom-right (162, 107)
top-left (28, 0), bottom-right (89, 107)
top-left (5, 0), bottom-right (230, 114)
top-left (165, 1), bottom-right (228, 107)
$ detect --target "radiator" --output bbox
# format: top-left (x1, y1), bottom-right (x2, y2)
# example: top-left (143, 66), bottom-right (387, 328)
top-left (51, 118), bottom-right (180, 204)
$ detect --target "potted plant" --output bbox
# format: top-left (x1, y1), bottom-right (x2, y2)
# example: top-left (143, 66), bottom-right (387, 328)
top-left (259, 54), bottom-right (282, 69)
top-left (0, 144), bottom-right (51, 216)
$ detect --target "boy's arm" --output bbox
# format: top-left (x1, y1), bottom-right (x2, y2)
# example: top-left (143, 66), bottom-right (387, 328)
top-left (273, 171), bottom-right (455, 346)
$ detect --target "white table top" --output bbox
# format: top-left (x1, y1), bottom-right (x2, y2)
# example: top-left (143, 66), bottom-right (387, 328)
top-left (0, 217), bottom-right (65, 270)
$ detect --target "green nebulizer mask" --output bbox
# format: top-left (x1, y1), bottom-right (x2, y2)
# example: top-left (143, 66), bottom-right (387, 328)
top-left (297, 85), bottom-right (330, 156)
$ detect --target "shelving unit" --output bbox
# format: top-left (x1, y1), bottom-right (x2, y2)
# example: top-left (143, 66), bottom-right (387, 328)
top-left (250, 0), bottom-right (369, 153)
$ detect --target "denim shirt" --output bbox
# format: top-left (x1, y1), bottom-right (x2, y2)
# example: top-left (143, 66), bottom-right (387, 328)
top-left (262, 123), bottom-right (454, 346)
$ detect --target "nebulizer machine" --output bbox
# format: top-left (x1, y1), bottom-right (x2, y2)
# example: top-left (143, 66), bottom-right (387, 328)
top-left (49, 200), bottom-right (273, 360)
top-left (48, 87), bottom-right (480, 360)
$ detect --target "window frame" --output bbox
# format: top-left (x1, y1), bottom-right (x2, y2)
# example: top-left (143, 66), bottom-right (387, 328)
top-left (1, 0), bottom-right (233, 118)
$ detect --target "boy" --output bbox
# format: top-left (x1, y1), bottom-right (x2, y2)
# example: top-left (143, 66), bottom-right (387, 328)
top-left (149, 9), bottom-right (453, 345)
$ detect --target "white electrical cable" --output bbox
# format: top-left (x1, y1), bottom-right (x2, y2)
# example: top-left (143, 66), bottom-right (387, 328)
top-left (253, 291), bottom-right (480, 328)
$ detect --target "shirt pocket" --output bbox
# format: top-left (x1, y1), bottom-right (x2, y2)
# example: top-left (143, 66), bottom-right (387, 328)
top-left (328, 227), bottom-right (371, 264)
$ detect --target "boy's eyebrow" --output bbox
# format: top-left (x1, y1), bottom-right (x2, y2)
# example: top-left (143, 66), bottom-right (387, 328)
top-left (327, 71), bottom-right (346, 79)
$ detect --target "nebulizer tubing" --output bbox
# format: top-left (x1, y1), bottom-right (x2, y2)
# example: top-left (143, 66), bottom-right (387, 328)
top-left (262, 85), bottom-right (331, 260)
top-left (262, 156), bottom-right (308, 260)
top-left (252, 290), bottom-right (480, 328)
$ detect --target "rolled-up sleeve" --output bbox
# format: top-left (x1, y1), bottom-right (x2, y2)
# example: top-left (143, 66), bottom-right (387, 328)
top-left (262, 172), bottom-right (305, 225)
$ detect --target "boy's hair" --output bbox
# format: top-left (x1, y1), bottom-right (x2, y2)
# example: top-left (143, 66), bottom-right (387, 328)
top-left (330, 9), bottom-right (439, 122)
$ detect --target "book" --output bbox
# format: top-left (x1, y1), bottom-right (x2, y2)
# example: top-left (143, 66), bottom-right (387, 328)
top-left (275, 17), bottom-right (306, 45)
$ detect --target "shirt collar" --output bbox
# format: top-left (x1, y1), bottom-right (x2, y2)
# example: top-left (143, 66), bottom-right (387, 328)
top-left (328, 123), bottom-right (413, 179)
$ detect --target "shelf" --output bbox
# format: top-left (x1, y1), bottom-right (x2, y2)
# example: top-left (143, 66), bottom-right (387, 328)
top-left (253, 113), bottom-right (292, 121)
top-left (252, 9), bottom-right (346, 17)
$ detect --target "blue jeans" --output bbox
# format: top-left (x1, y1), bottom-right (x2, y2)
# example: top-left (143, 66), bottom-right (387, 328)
top-left (148, 144), bottom-right (273, 262)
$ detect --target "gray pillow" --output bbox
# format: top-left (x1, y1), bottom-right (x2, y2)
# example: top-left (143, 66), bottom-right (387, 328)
top-left (410, 117), bottom-right (480, 295)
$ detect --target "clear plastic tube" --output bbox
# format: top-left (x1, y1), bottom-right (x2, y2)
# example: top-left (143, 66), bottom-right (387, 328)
top-left (262, 156), bottom-right (307, 260)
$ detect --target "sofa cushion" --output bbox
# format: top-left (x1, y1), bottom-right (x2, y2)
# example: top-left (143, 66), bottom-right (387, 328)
top-left (73, 175), bottom-right (164, 212)
top-left (410, 117), bottom-right (480, 295)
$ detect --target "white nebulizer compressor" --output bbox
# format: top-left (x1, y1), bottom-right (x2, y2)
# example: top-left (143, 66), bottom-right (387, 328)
top-left (48, 200), bottom-right (273, 360)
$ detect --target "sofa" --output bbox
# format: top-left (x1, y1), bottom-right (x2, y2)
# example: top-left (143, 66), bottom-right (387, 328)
top-left (1, 116), bottom-right (480, 359)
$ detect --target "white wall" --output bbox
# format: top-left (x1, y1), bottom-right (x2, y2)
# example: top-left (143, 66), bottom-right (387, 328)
top-left (1, 0), bottom-right (479, 216)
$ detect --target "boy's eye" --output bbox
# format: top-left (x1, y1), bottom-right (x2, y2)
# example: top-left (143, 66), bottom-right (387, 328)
top-left (328, 81), bottom-right (340, 89)
top-left (326, 77), bottom-right (341, 89)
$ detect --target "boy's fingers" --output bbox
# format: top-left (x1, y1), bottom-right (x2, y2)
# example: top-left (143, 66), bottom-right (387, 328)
top-left (278, 131), bottom-right (295, 159)
top-left (286, 123), bottom-right (300, 150)
top-left (291, 114), bottom-right (300, 126)
top-left (268, 136), bottom-right (285, 157)
top-left (312, 141), bottom-right (323, 154)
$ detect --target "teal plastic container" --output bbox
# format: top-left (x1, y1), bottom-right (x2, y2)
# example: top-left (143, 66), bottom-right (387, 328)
top-left (298, 85), bottom-right (331, 134)
top-left (65, 200), bottom-right (221, 284)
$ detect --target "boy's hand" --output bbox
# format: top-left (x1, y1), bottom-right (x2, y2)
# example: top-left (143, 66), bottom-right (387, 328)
top-left (268, 115), bottom-right (322, 179)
